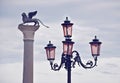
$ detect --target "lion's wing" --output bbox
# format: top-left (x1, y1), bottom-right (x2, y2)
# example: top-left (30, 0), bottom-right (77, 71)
top-left (28, 11), bottom-right (37, 19)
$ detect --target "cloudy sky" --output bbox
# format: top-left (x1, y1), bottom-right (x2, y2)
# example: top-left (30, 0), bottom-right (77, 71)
top-left (0, 0), bottom-right (120, 83)
top-left (0, 58), bottom-right (120, 83)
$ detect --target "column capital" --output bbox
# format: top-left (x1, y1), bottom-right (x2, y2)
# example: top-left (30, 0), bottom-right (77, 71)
top-left (18, 24), bottom-right (39, 40)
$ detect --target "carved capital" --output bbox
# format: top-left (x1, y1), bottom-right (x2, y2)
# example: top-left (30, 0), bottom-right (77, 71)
top-left (18, 24), bottom-right (39, 40)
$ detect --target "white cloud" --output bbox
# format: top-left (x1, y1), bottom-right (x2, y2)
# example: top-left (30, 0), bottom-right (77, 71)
top-left (0, 0), bottom-right (120, 63)
top-left (0, 57), bottom-right (120, 83)
top-left (1, 0), bottom-right (79, 6)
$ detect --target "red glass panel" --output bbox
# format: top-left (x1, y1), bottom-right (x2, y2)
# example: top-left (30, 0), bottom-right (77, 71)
top-left (68, 44), bottom-right (73, 55)
top-left (63, 25), bottom-right (72, 37)
top-left (46, 48), bottom-right (55, 60)
top-left (63, 43), bottom-right (68, 55)
top-left (67, 25), bottom-right (72, 37)
top-left (91, 44), bottom-right (100, 56)
top-left (49, 48), bottom-right (55, 59)
top-left (63, 43), bottom-right (73, 55)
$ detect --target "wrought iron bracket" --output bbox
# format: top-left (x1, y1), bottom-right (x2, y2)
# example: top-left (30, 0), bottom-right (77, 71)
top-left (49, 50), bottom-right (98, 71)
top-left (72, 50), bottom-right (97, 69)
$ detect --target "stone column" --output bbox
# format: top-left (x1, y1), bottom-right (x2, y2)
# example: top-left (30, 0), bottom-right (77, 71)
top-left (18, 24), bottom-right (39, 83)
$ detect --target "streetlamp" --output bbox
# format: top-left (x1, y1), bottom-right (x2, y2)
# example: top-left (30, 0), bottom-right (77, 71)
top-left (44, 17), bottom-right (102, 83)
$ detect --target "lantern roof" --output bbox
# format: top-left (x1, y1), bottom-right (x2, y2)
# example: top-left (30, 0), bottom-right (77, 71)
top-left (89, 36), bottom-right (102, 44)
top-left (61, 17), bottom-right (73, 26)
top-left (45, 41), bottom-right (56, 49)
top-left (62, 39), bottom-right (74, 44)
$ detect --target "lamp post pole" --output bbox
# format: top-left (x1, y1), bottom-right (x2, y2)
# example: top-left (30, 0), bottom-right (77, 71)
top-left (44, 17), bottom-right (102, 83)
top-left (67, 55), bottom-right (71, 83)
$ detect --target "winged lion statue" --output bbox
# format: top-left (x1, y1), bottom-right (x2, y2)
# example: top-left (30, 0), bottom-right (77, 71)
top-left (21, 11), bottom-right (49, 28)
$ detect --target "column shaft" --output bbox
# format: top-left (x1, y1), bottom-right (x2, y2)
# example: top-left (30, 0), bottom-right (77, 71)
top-left (18, 24), bottom-right (39, 83)
top-left (23, 40), bottom-right (34, 83)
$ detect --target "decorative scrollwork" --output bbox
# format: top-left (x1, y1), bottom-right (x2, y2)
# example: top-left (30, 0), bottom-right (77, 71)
top-left (72, 50), bottom-right (97, 69)
top-left (49, 51), bottom-right (98, 71)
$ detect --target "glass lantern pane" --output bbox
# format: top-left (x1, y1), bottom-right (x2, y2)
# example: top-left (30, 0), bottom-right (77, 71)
top-left (49, 48), bottom-right (55, 59)
top-left (46, 49), bottom-right (50, 60)
top-left (91, 44), bottom-right (99, 56)
top-left (63, 44), bottom-right (68, 55)
top-left (63, 43), bottom-right (73, 55)
top-left (68, 44), bottom-right (73, 55)
top-left (97, 45), bottom-right (100, 55)
top-left (63, 25), bottom-right (72, 37)
top-left (46, 48), bottom-right (55, 60)
top-left (67, 25), bottom-right (72, 37)
top-left (63, 26), bottom-right (67, 37)
top-left (46, 49), bottom-right (49, 58)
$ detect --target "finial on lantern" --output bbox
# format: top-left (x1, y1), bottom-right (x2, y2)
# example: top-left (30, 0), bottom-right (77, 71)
top-left (95, 36), bottom-right (97, 39)
top-left (66, 17), bottom-right (68, 21)
top-left (49, 41), bottom-right (51, 44)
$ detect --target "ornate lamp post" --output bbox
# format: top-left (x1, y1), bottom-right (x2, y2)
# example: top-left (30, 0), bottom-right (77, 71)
top-left (44, 17), bottom-right (102, 83)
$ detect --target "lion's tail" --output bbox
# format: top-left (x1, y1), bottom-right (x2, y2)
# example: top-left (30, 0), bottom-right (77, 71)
top-left (37, 19), bottom-right (50, 28)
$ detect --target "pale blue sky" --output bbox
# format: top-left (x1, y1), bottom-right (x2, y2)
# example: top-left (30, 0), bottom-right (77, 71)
top-left (0, 0), bottom-right (120, 63)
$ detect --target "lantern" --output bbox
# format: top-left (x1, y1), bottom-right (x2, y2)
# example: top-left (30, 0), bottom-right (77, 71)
top-left (44, 41), bottom-right (56, 61)
top-left (61, 17), bottom-right (73, 38)
top-left (89, 36), bottom-right (102, 56)
top-left (62, 39), bottom-right (74, 56)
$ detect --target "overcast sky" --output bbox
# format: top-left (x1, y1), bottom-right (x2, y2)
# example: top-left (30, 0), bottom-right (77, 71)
top-left (0, 58), bottom-right (120, 83)
top-left (0, 0), bottom-right (120, 83)
top-left (0, 0), bottom-right (120, 63)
